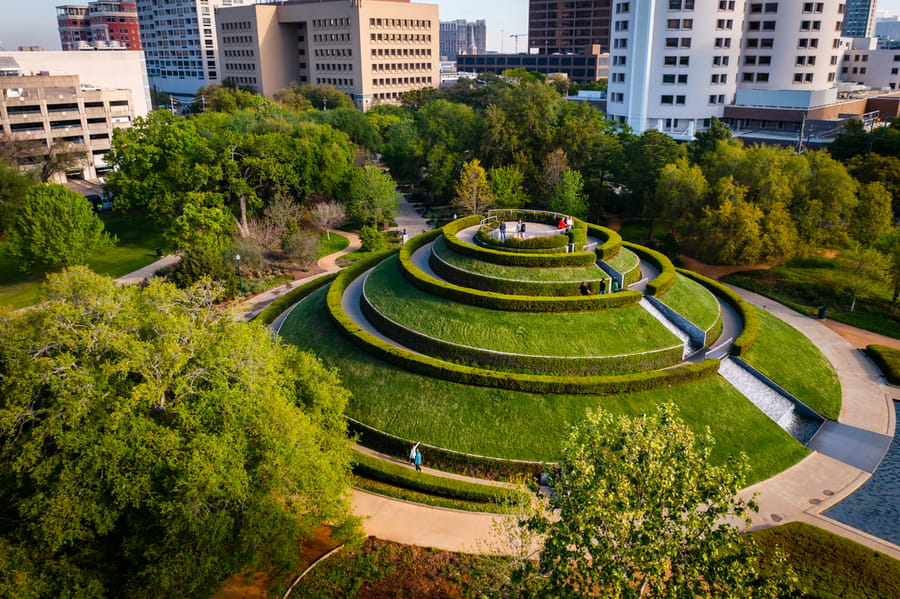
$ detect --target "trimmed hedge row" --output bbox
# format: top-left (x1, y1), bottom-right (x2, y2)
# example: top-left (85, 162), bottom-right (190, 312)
top-left (587, 224), bottom-right (622, 261)
top-left (476, 228), bottom-right (570, 252)
top-left (348, 418), bottom-right (548, 479)
top-left (865, 344), bottom-right (900, 385)
top-left (429, 250), bottom-right (601, 297)
top-left (401, 233), bottom-right (642, 312)
top-left (328, 262), bottom-right (721, 394)
top-left (705, 308), bottom-right (724, 348)
top-left (624, 241), bottom-right (675, 297)
top-left (360, 284), bottom-right (683, 375)
top-left (444, 216), bottom-right (596, 267)
top-left (677, 268), bottom-right (758, 356)
top-left (352, 451), bottom-right (527, 503)
top-left (254, 272), bottom-right (339, 326)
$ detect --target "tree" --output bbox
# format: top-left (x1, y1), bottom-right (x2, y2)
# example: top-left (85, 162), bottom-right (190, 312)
top-left (655, 156), bottom-right (708, 236)
top-left (549, 169), bottom-right (588, 219)
top-left (687, 117), bottom-right (734, 164)
top-left (346, 166), bottom-right (400, 229)
top-left (621, 130), bottom-right (685, 223)
top-left (453, 159), bottom-right (493, 216)
top-left (294, 83), bottom-right (354, 111)
top-left (272, 87), bottom-right (314, 113)
top-left (698, 181), bottom-right (763, 265)
top-left (835, 242), bottom-right (890, 312)
top-left (851, 182), bottom-right (893, 247)
top-left (488, 165), bottom-right (529, 209)
top-left (312, 200), bottom-right (347, 240)
top-left (0, 268), bottom-right (353, 598)
top-left (538, 148), bottom-right (570, 203)
top-left (6, 184), bottom-right (115, 272)
top-left (520, 404), bottom-right (785, 599)
top-left (0, 163), bottom-right (36, 232)
top-left (877, 229), bottom-right (900, 311)
top-left (846, 153), bottom-right (900, 215)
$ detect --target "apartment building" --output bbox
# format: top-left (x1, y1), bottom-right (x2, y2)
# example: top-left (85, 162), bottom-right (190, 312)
top-left (0, 51), bottom-right (150, 181)
top-left (136, 0), bottom-right (246, 100)
top-left (842, 0), bottom-right (877, 38)
top-left (215, 0), bottom-right (439, 110)
top-left (440, 19), bottom-right (487, 60)
top-left (529, 0), bottom-right (612, 54)
top-left (57, 1), bottom-right (142, 51)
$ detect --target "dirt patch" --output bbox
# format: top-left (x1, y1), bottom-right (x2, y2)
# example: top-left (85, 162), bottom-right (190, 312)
top-left (821, 320), bottom-right (900, 350)
top-left (677, 255), bottom-right (773, 281)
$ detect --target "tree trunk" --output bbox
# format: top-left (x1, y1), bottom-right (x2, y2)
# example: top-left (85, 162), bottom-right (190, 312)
top-left (238, 194), bottom-right (250, 238)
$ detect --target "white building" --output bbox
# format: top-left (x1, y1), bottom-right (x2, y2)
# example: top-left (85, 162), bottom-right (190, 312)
top-left (842, 37), bottom-right (900, 90)
top-left (136, 0), bottom-right (247, 101)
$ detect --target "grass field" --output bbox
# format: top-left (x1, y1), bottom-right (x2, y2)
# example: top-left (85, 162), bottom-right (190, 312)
top-left (742, 307), bottom-right (842, 420)
top-left (431, 236), bottom-right (606, 282)
top-left (279, 286), bottom-right (807, 482)
top-left (604, 245), bottom-right (640, 275)
top-left (364, 256), bottom-right (680, 357)
top-left (316, 232), bottom-right (350, 259)
top-left (0, 212), bottom-right (167, 309)
top-left (660, 272), bottom-right (721, 331)
top-left (723, 256), bottom-right (900, 339)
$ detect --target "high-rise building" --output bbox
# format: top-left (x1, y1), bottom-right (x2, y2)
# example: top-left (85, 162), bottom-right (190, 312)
top-left (439, 19), bottom-right (487, 60)
top-left (57, 1), bottom-right (142, 51)
top-left (528, 0), bottom-right (612, 54)
top-left (136, 0), bottom-right (246, 100)
top-left (215, 0), bottom-right (439, 110)
top-left (843, 0), bottom-right (877, 38)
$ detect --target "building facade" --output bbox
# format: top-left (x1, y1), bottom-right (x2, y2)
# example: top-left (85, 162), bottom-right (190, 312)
top-left (136, 0), bottom-right (246, 100)
top-left (529, 0), bottom-right (612, 54)
top-left (215, 0), bottom-right (439, 110)
top-left (456, 46), bottom-right (608, 82)
top-left (0, 51), bottom-right (150, 180)
top-left (57, 1), bottom-right (142, 51)
top-left (842, 0), bottom-right (877, 38)
top-left (439, 19), bottom-right (487, 60)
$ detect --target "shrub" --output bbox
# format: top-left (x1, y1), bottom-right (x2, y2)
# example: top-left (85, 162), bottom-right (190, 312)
top-left (626, 241), bottom-right (676, 297)
top-left (588, 223), bottom-right (622, 261)
top-left (677, 268), bottom-right (759, 356)
top-left (254, 272), bottom-right (339, 326)
top-left (865, 344), bottom-right (900, 385)
top-left (359, 225), bottom-right (385, 251)
top-left (476, 228), bottom-right (569, 251)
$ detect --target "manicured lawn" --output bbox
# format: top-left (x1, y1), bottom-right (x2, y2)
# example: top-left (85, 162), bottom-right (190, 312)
top-left (364, 256), bottom-right (681, 357)
top-left (0, 212), bottom-right (166, 309)
top-left (659, 272), bottom-right (721, 331)
top-left (604, 245), bottom-right (640, 275)
top-left (723, 256), bottom-right (900, 339)
top-left (431, 236), bottom-right (607, 282)
top-left (279, 286), bottom-right (807, 482)
top-left (742, 307), bottom-right (842, 420)
top-left (315, 231), bottom-right (350, 259)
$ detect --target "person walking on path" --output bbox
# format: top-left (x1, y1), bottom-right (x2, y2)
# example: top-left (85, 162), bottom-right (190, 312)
top-left (414, 447), bottom-right (423, 472)
top-left (499, 220), bottom-right (507, 241)
top-left (409, 442), bottom-right (419, 465)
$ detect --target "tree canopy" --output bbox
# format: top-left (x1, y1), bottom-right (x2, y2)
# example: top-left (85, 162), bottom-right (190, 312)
top-left (0, 268), bottom-right (353, 598)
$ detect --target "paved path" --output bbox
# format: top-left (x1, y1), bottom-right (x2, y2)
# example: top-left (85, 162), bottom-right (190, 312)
top-left (114, 254), bottom-right (180, 285)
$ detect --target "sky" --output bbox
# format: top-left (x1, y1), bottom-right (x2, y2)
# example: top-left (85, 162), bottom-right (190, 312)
top-left (1, 0), bottom-right (900, 53)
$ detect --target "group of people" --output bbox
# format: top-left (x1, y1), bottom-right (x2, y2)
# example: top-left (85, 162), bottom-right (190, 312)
top-left (498, 219), bottom-right (527, 242)
top-left (409, 442), bottom-right (423, 472)
top-left (557, 215), bottom-right (574, 233)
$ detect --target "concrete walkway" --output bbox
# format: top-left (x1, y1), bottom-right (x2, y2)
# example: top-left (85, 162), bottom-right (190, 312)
top-left (114, 254), bottom-right (180, 285)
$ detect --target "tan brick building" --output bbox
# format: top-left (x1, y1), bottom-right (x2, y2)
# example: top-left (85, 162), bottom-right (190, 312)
top-left (216, 0), bottom-right (439, 111)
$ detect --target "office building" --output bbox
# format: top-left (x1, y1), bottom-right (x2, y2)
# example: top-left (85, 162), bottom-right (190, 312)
top-left (215, 0), bottom-right (439, 110)
top-left (843, 0), bottom-right (877, 38)
top-left (439, 19), bottom-right (486, 60)
top-left (56, 2), bottom-right (142, 51)
top-left (528, 0), bottom-right (612, 54)
top-left (136, 0), bottom-right (247, 100)
top-left (456, 46), bottom-right (608, 82)
top-left (0, 51), bottom-right (151, 180)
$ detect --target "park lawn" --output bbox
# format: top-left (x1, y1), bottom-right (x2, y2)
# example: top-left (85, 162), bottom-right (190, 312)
top-left (660, 272), bottom-right (722, 332)
top-left (742, 307), bottom-right (842, 420)
top-left (278, 286), bottom-right (807, 482)
top-left (364, 255), bottom-right (680, 357)
top-left (0, 212), bottom-right (166, 309)
top-left (604, 246), bottom-right (640, 275)
top-left (723, 256), bottom-right (900, 339)
top-left (431, 236), bottom-right (606, 282)
top-left (316, 231), bottom-right (350, 259)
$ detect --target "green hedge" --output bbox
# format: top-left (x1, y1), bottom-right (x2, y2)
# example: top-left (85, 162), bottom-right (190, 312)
top-left (476, 228), bottom-right (569, 252)
top-left (401, 231), bottom-right (642, 312)
top-left (625, 241), bottom-right (675, 297)
top-left (254, 271), bottom-right (340, 326)
top-left (352, 451), bottom-right (528, 503)
top-left (677, 269), bottom-right (759, 356)
top-left (329, 264), bottom-right (719, 393)
top-left (360, 291), bottom-right (683, 375)
top-left (444, 216), bottom-right (596, 267)
top-left (567, 220), bottom-right (589, 247)
top-left (348, 418), bottom-right (547, 479)
top-left (865, 344), bottom-right (900, 385)
top-left (587, 224), bottom-right (622, 261)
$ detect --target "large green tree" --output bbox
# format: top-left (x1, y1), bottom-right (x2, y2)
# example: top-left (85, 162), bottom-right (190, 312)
top-left (453, 159), bottom-right (493, 216)
top-left (520, 404), bottom-right (786, 598)
top-left (0, 268), bottom-right (353, 598)
top-left (0, 163), bottom-right (36, 232)
top-left (347, 166), bottom-right (400, 229)
top-left (549, 169), bottom-right (588, 219)
top-left (6, 184), bottom-right (114, 272)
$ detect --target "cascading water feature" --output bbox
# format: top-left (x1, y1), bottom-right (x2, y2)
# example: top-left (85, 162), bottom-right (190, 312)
top-left (719, 358), bottom-right (823, 445)
top-left (639, 297), bottom-right (692, 358)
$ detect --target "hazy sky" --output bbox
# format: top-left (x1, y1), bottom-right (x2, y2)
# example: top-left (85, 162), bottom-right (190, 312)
top-left (1, 0), bottom-right (899, 52)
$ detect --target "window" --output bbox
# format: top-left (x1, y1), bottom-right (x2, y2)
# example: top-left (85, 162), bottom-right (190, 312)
top-left (748, 21), bottom-right (761, 31)
top-left (763, 21), bottom-right (776, 30)
top-left (715, 37), bottom-right (731, 48)
top-left (712, 55), bottom-right (729, 66)
top-left (830, 56), bottom-right (838, 65)
top-left (765, 2), bottom-right (778, 11)
top-left (828, 72), bottom-right (836, 81)
top-left (892, 67), bottom-right (899, 75)
top-left (747, 39), bottom-right (759, 48)
top-left (613, 55), bottom-right (627, 66)
top-left (681, 37), bottom-right (692, 48)
top-left (663, 74), bottom-right (676, 84)
top-left (664, 56), bottom-right (678, 66)
top-left (756, 72), bottom-right (769, 82)
top-left (743, 72), bottom-right (754, 81)
top-left (615, 20), bottom-right (629, 31)
top-left (615, 2), bottom-right (630, 13)
top-left (678, 74), bottom-right (688, 83)
top-left (676, 95), bottom-right (685, 105)
top-left (612, 72), bottom-right (625, 82)
top-left (794, 73), bottom-right (803, 82)
top-left (805, 73), bottom-right (814, 81)
top-left (717, 19), bottom-right (733, 29)
top-left (614, 38), bottom-right (628, 48)
top-left (661, 94), bottom-right (674, 104)
top-left (665, 37), bottom-right (678, 48)
top-left (760, 38), bottom-right (774, 48)
top-left (745, 55), bottom-right (757, 65)
top-left (718, 0), bottom-right (735, 10)
top-left (679, 56), bottom-right (689, 66)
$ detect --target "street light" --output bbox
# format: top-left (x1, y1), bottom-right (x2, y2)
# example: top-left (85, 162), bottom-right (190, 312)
top-left (235, 254), bottom-right (242, 295)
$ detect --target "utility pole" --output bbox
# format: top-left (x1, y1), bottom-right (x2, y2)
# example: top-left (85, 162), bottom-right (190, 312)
top-left (500, 29), bottom-right (504, 53)
top-left (510, 33), bottom-right (526, 54)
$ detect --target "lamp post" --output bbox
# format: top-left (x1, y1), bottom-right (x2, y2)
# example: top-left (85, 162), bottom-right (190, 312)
top-left (235, 254), bottom-right (242, 295)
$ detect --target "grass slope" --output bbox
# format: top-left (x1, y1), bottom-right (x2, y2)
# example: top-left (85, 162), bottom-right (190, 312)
top-left (604, 245), bottom-right (640, 274)
top-left (364, 256), bottom-right (680, 357)
top-left (431, 236), bottom-right (606, 282)
top-left (742, 307), bottom-right (842, 420)
top-left (660, 272), bottom-right (721, 331)
top-left (279, 287), bottom-right (807, 482)
top-left (316, 232), bottom-right (350, 259)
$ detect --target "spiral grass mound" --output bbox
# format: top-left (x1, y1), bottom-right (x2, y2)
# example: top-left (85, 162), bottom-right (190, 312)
top-left (278, 213), bottom-right (841, 481)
